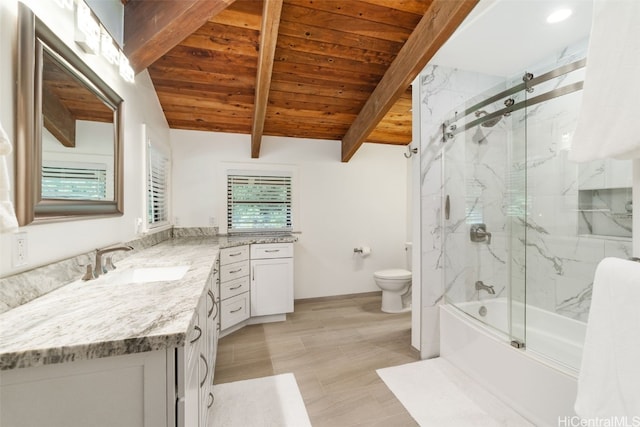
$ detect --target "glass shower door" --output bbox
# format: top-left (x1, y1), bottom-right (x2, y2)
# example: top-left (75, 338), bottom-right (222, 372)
top-left (443, 80), bottom-right (527, 343)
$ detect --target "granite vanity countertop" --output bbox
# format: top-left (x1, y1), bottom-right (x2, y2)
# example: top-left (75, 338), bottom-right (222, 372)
top-left (217, 233), bottom-right (299, 248)
top-left (0, 234), bottom-right (297, 371)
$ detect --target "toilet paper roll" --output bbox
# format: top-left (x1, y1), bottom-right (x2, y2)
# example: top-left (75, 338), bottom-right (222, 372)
top-left (360, 246), bottom-right (371, 257)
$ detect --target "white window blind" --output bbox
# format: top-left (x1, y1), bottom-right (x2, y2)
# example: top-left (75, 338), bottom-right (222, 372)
top-left (148, 145), bottom-right (169, 226)
top-left (42, 163), bottom-right (107, 200)
top-left (227, 173), bottom-right (292, 233)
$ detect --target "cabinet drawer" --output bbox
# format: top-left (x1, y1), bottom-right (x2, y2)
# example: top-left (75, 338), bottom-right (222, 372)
top-left (220, 246), bottom-right (249, 265)
top-left (220, 260), bottom-right (250, 282)
top-left (220, 292), bottom-right (250, 330)
top-left (220, 276), bottom-right (250, 300)
top-left (250, 243), bottom-right (293, 259)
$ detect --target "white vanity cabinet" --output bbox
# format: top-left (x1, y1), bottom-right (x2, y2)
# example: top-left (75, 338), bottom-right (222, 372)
top-left (219, 245), bottom-right (251, 332)
top-left (1, 262), bottom-right (220, 427)
top-left (250, 243), bottom-right (294, 316)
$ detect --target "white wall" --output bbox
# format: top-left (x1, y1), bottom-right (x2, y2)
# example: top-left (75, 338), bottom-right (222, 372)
top-left (0, 0), bottom-right (170, 277)
top-left (171, 130), bottom-right (409, 299)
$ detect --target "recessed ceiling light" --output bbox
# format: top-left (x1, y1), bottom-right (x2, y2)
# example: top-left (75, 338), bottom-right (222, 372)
top-left (547, 8), bottom-right (573, 23)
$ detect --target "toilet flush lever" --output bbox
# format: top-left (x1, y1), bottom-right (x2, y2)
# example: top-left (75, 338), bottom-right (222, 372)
top-left (470, 223), bottom-right (492, 244)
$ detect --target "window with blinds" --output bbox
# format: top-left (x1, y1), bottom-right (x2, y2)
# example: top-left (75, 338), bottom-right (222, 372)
top-left (42, 163), bottom-right (107, 200)
top-left (227, 173), bottom-right (292, 233)
top-left (147, 145), bottom-right (169, 226)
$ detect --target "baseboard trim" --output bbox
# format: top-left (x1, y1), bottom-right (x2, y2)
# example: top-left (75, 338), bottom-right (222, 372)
top-left (294, 291), bottom-right (381, 304)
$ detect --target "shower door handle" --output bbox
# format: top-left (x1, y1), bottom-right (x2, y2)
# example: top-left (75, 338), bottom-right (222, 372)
top-left (470, 224), bottom-right (492, 244)
top-left (445, 195), bottom-right (450, 220)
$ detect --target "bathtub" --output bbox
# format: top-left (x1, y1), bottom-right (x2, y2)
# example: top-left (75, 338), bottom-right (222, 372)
top-left (457, 298), bottom-right (587, 370)
top-left (440, 299), bottom-right (585, 426)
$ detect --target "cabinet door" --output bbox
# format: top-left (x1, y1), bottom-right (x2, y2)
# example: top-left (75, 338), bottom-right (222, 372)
top-left (1, 351), bottom-right (167, 427)
top-left (198, 290), bottom-right (213, 427)
top-left (205, 271), bottom-right (218, 417)
top-left (250, 258), bottom-right (294, 316)
top-left (179, 311), bottom-right (202, 427)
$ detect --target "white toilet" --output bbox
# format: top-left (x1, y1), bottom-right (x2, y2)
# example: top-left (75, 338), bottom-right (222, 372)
top-left (374, 242), bottom-right (412, 313)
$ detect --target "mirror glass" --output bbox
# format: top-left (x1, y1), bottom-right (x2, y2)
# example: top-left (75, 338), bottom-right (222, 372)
top-left (41, 48), bottom-right (116, 202)
top-left (16, 4), bottom-right (124, 225)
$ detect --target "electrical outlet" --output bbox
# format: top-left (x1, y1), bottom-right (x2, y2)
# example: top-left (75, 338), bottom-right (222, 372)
top-left (12, 232), bottom-right (28, 267)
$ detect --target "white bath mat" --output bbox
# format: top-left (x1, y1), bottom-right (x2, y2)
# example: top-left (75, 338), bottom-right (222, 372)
top-left (209, 373), bottom-right (312, 427)
top-left (377, 358), bottom-right (533, 426)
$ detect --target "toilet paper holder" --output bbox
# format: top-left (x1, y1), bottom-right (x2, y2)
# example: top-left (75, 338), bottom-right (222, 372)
top-left (353, 246), bottom-right (371, 256)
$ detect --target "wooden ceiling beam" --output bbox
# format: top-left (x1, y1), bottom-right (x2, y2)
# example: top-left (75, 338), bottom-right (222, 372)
top-left (251, 0), bottom-right (283, 158)
top-left (124, 0), bottom-right (237, 74)
top-left (42, 85), bottom-right (76, 148)
top-left (340, 0), bottom-right (479, 162)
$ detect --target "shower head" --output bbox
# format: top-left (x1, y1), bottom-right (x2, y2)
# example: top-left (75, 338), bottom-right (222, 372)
top-left (481, 117), bottom-right (502, 128)
top-left (472, 126), bottom-right (486, 144)
top-left (474, 110), bottom-right (502, 128)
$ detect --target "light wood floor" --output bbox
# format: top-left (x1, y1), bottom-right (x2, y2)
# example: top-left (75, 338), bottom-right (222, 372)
top-left (213, 292), bottom-right (419, 426)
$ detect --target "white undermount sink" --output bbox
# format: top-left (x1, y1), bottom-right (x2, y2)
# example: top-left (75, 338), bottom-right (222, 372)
top-left (104, 265), bottom-right (190, 285)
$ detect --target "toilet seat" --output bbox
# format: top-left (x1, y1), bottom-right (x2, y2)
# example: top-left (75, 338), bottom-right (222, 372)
top-left (374, 269), bottom-right (411, 280)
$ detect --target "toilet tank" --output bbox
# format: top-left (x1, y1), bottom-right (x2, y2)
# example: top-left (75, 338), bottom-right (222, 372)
top-left (405, 242), bottom-right (412, 270)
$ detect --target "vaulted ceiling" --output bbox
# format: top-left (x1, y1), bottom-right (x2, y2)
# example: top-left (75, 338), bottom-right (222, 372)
top-left (122, 0), bottom-right (478, 161)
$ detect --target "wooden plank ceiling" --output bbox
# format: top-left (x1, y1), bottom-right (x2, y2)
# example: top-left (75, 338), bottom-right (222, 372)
top-left (128, 0), bottom-right (477, 161)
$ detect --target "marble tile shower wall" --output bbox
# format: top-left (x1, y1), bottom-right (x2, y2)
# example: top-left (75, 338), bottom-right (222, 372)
top-left (419, 65), bottom-right (503, 310)
top-left (421, 40), bottom-right (633, 325)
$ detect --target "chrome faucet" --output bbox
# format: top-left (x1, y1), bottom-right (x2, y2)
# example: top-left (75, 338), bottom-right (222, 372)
top-left (92, 245), bottom-right (133, 279)
top-left (475, 280), bottom-right (495, 295)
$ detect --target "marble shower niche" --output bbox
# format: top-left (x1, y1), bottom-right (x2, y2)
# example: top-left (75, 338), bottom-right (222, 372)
top-left (578, 188), bottom-right (632, 238)
top-left (577, 159), bottom-right (633, 238)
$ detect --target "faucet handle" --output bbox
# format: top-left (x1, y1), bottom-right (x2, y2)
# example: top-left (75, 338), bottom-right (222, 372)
top-left (104, 256), bottom-right (116, 272)
top-left (82, 264), bottom-right (95, 281)
top-left (470, 224), bottom-right (492, 245)
top-left (100, 256), bottom-right (109, 275)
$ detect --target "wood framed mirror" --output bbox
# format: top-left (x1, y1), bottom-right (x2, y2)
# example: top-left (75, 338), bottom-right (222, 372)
top-left (16, 3), bottom-right (124, 226)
